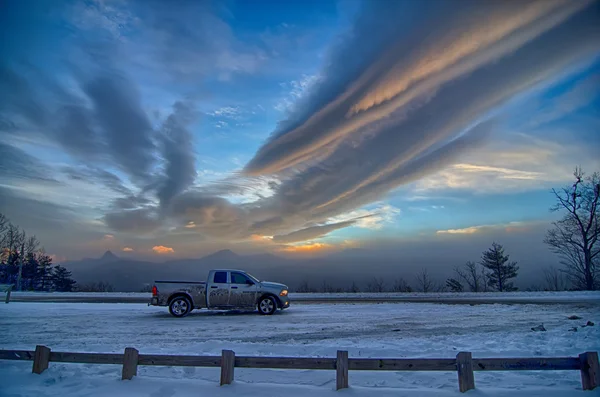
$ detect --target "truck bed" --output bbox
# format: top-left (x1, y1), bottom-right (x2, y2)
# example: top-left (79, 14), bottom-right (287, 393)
top-left (152, 281), bottom-right (208, 309)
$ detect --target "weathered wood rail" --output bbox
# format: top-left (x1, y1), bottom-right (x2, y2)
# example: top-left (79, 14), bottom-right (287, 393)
top-left (1, 346), bottom-right (598, 392)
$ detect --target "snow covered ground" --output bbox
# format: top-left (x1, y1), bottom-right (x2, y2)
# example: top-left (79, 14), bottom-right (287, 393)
top-left (1, 301), bottom-right (599, 396)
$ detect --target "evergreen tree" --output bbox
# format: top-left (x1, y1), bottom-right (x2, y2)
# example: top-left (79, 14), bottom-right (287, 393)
top-left (21, 252), bottom-right (39, 290)
top-left (37, 253), bottom-right (53, 291)
top-left (52, 265), bottom-right (76, 292)
top-left (480, 242), bottom-right (519, 292)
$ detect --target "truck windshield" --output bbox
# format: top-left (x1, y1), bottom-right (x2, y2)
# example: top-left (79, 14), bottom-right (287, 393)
top-left (245, 273), bottom-right (260, 283)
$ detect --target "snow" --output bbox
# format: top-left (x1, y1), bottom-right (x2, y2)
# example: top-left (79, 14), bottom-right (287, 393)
top-left (1, 301), bottom-right (599, 396)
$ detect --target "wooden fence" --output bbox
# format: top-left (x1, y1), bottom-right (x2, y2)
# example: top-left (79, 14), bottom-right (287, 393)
top-left (1, 346), bottom-right (598, 392)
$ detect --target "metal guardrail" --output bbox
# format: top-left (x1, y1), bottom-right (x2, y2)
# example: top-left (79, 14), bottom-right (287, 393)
top-left (1, 346), bottom-right (598, 392)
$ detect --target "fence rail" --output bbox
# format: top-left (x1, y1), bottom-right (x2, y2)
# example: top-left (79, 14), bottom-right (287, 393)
top-left (1, 346), bottom-right (598, 392)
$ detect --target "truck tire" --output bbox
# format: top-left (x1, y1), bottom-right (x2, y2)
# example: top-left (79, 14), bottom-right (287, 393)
top-left (258, 296), bottom-right (277, 315)
top-left (169, 296), bottom-right (192, 317)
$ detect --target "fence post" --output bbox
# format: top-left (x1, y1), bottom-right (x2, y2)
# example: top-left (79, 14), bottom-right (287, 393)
top-left (5, 287), bottom-right (11, 304)
top-left (121, 347), bottom-right (139, 380)
top-left (336, 350), bottom-right (349, 390)
top-left (220, 350), bottom-right (235, 386)
top-left (457, 352), bottom-right (475, 392)
top-left (579, 352), bottom-right (599, 390)
top-left (32, 345), bottom-right (51, 374)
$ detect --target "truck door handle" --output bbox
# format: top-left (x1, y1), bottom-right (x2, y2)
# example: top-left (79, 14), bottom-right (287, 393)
top-left (210, 286), bottom-right (218, 289)
top-left (231, 286), bottom-right (238, 289)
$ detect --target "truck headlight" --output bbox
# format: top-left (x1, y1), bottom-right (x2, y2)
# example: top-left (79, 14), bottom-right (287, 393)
top-left (280, 289), bottom-right (288, 296)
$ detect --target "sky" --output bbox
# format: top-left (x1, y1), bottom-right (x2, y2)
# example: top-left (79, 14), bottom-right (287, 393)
top-left (0, 0), bottom-right (599, 265)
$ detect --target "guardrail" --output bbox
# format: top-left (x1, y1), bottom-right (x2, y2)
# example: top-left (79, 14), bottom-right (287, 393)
top-left (1, 346), bottom-right (598, 392)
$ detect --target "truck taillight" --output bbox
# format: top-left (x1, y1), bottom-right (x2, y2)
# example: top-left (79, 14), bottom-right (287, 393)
top-left (152, 286), bottom-right (158, 296)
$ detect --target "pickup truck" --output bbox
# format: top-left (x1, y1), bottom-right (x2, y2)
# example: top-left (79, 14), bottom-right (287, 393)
top-left (149, 269), bottom-right (290, 317)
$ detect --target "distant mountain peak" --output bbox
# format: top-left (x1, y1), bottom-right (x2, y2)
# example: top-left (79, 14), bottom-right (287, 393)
top-left (202, 249), bottom-right (240, 262)
top-left (212, 249), bottom-right (238, 257)
top-left (100, 250), bottom-right (118, 261)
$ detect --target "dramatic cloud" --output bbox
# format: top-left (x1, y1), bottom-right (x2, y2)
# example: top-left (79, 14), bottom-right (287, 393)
top-left (156, 101), bottom-right (198, 209)
top-left (122, 247), bottom-right (134, 252)
top-left (152, 245), bottom-right (175, 254)
top-left (272, 220), bottom-right (357, 244)
top-left (168, 193), bottom-right (248, 239)
top-left (0, 64), bottom-right (159, 189)
top-left (63, 166), bottom-right (133, 196)
top-left (0, 143), bottom-right (58, 184)
top-left (328, 204), bottom-right (401, 230)
top-left (0, 186), bottom-right (85, 241)
top-left (2, 0), bottom-right (599, 260)
top-left (100, 0), bottom-right (600, 246)
top-left (279, 242), bottom-right (332, 253)
top-left (67, 0), bottom-right (266, 83)
top-left (82, 73), bottom-right (156, 184)
top-left (245, 0), bottom-right (595, 175)
top-left (104, 208), bottom-right (161, 235)
top-left (436, 227), bottom-right (481, 235)
top-left (436, 222), bottom-right (534, 235)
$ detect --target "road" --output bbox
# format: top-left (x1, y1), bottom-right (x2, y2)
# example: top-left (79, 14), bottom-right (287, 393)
top-left (7, 292), bottom-right (600, 305)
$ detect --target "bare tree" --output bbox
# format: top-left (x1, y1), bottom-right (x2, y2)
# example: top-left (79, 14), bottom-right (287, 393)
top-left (0, 213), bottom-right (9, 248)
top-left (347, 281), bottom-right (360, 293)
top-left (391, 277), bottom-right (412, 292)
top-left (25, 235), bottom-right (39, 256)
top-left (445, 278), bottom-right (463, 292)
top-left (5, 223), bottom-right (24, 264)
top-left (454, 261), bottom-right (484, 292)
top-left (296, 280), bottom-right (315, 293)
top-left (434, 281), bottom-right (448, 292)
top-left (321, 280), bottom-right (334, 293)
top-left (366, 277), bottom-right (385, 292)
top-left (415, 268), bottom-right (433, 293)
top-left (544, 168), bottom-right (600, 290)
top-left (543, 266), bottom-right (567, 291)
top-left (78, 281), bottom-right (114, 292)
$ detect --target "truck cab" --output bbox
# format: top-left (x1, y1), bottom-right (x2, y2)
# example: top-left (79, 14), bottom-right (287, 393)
top-left (206, 269), bottom-right (261, 309)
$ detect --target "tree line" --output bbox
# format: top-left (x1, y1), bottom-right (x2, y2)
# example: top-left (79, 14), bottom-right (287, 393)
top-left (0, 213), bottom-right (76, 292)
top-left (294, 242), bottom-right (519, 293)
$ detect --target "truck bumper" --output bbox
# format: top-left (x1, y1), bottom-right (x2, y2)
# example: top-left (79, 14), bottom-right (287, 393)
top-left (149, 297), bottom-right (159, 306)
top-left (279, 296), bottom-right (290, 309)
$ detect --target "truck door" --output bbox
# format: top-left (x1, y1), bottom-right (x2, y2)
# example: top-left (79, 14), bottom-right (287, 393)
top-left (229, 272), bottom-right (258, 308)
top-left (207, 271), bottom-right (230, 307)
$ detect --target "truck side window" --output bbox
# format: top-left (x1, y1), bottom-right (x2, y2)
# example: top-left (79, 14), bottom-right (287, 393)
top-left (214, 271), bottom-right (227, 283)
top-left (231, 272), bottom-right (250, 284)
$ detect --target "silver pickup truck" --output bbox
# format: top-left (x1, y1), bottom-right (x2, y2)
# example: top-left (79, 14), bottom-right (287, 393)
top-left (149, 269), bottom-right (290, 317)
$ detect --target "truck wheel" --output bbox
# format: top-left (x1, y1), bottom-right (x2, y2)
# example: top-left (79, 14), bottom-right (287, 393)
top-left (258, 296), bottom-right (276, 315)
top-left (169, 296), bottom-right (192, 317)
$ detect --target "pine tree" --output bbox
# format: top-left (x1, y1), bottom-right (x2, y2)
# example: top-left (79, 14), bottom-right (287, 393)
top-left (52, 265), bottom-right (76, 292)
top-left (37, 253), bottom-right (53, 291)
top-left (21, 252), bottom-right (39, 290)
top-left (480, 242), bottom-right (519, 292)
